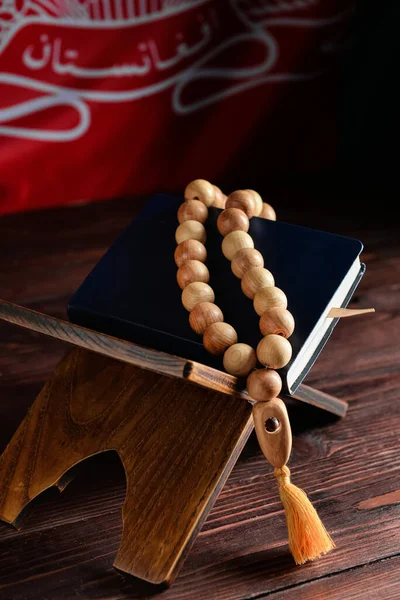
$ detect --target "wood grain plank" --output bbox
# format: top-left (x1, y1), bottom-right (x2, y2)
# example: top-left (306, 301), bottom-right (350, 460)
top-left (0, 197), bottom-right (398, 599)
top-left (357, 490), bottom-right (400, 511)
top-left (0, 379), bottom-right (398, 599)
top-left (267, 556), bottom-right (400, 600)
top-left (0, 198), bottom-right (139, 306)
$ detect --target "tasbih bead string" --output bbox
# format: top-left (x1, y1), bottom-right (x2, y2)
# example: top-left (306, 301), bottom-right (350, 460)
top-left (174, 179), bottom-right (335, 566)
top-left (176, 179), bottom-right (294, 402)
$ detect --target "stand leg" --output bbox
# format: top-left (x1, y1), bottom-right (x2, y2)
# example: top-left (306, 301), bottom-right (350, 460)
top-left (0, 348), bottom-right (252, 585)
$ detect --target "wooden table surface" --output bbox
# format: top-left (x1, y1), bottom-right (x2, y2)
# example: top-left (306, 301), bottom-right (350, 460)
top-left (0, 195), bottom-right (399, 600)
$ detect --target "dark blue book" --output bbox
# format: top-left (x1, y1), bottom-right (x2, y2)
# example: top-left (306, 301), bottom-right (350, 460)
top-left (68, 194), bottom-right (364, 394)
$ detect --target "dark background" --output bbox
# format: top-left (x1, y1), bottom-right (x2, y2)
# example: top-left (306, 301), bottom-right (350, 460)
top-left (221, 1), bottom-right (400, 221)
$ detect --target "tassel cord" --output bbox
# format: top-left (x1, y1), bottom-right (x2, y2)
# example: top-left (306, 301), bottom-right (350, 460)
top-left (274, 465), bottom-right (335, 565)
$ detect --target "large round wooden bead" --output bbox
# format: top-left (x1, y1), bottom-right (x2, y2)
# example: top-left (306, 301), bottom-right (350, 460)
top-left (182, 282), bottom-right (215, 311)
top-left (189, 302), bottom-right (224, 334)
top-left (245, 190), bottom-right (263, 216)
top-left (175, 220), bottom-right (206, 244)
top-left (257, 334), bottom-right (292, 369)
top-left (217, 208), bottom-right (249, 237)
top-left (222, 231), bottom-right (254, 260)
top-left (203, 322), bottom-right (238, 355)
top-left (259, 307), bottom-right (295, 338)
top-left (241, 267), bottom-right (275, 299)
top-left (246, 368), bottom-right (282, 401)
top-left (231, 248), bottom-right (264, 278)
top-left (223, 343), bottom-right (257, 377)
top-left (253, 286), bottom-right (287, 316)
top-left (260, 202), bottom-right (276, 221)
top-left (184, 179), bottom-right (215, 207)
top-left (213, 185), bottom-right (227, 209)
top-left (177, 260), bottom-right (210, 289)
top-left (226, 190), bottom-right (257, 218)
top-left (178, 200), bottom-right (208, 224)
top-left (174, 239), bottom-right (207, 267)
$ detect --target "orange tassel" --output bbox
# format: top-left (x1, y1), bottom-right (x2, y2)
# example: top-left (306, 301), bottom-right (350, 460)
top-left (274, 466), bottom-right (335, 565)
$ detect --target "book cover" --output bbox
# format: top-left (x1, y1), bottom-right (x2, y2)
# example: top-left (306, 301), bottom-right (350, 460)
top-left (68, 194), bottom-right (364, 393)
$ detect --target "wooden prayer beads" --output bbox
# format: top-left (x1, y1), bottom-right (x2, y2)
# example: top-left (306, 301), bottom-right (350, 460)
top-left (184, 179), bottom-right (215, 207)
top-left (257, 334), bottom-right (293, 370)
top-left (226, 190), bottom-right (258, 217)
top-left (241, 267), bottom-right (274, 299)
top-left (181, 282), bottom-right (214, 311)
top-left (223, 343), bottom-right (257, 377)
top-left (217, 208), bottom-right (249, 236)
top-left (177, 260), bottom-right (210, 290)
top-left (254, 286), bottom-right (288, 317)
top-left (189, 302), bottom-right (224, 335)
top-left (203, 322), bottom-right (238, 355)
top-left (175, 180), bottom-right (295, 401)
top-left (176, 182), bottom-right (335, 566)
top-left (245, 189), bottom-right (263, 216)
top-left (174, 239), bottom-right (207, 266)
top-left (252, 398), bottom-right (292, 467)
top-left (247, 368), bottom-right (282, 402)
top-left (213, 185), bottom-right (227, 208)
top-left (178, 200), bottom-right (208, 224)
top-left (259, 307), bottom-right (295, 338)
top-left (222, 231), bottom-right (254, 260)
top-left (175, 220), bottom-right (206, 245)
top-left (260, 202), bottom-right (276, 221)
top-left (231, 248), bottom-right (264, 278)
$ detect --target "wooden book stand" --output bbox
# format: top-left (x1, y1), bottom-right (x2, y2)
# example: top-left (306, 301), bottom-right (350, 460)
top-left (0, 300), bottom-right (347, 586)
